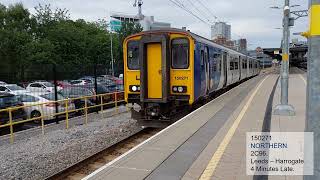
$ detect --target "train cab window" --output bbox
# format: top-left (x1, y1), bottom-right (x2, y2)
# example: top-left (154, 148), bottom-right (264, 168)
top-left (127, 41), bottom-right (140, 70)
top-left (172, 38), bottom-right (189, 69)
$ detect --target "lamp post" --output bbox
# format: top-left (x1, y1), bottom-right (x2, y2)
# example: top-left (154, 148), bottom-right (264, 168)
top-left (272, 0), bottom-right (296, 116)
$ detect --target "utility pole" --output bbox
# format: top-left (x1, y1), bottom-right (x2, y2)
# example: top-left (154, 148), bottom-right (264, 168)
top-left (110, 33), bottom-right (114, 77)
top-left (274, 0), bottom-right (296, 116)
top-left (305, 0), bottom-right (320, 179)
top-left (133, 0), bottom-right (144, 20)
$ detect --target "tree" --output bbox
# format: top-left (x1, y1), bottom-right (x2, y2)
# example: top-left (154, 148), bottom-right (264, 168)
top-left (0, 2), bottom-right (140, 82)
top-left (116, 21), bottom-right (143, 43)
top-left (0, 3), bottom-right (35, 81)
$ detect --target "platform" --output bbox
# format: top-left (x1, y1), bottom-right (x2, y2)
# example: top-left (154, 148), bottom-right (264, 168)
top-left (84, 68), bottom-right (307, 180)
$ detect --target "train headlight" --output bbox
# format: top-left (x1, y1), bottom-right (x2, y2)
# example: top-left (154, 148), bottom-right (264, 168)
top-left (129, 85), bottom-right (140, 92)
top-left (173, 87), bottom-right (178, 92)
top-left (172, 86), bottom-right (187, 93)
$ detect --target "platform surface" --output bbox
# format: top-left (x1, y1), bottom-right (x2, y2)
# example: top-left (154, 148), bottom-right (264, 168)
top-left (84, 68), bottom-right (307, 180)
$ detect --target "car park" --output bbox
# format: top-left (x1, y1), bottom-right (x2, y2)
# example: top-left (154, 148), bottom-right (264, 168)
top-left (0, 84), bottom-right (29, 95)
top-left (19, 92), bottom-right (76, 122)
top-left (26, 82), bottom-right (60, 93)
top-left (0, 93), bottom-right (27, 125)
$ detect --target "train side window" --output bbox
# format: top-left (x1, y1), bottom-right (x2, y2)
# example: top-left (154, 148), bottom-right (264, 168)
top-left (235, 62), bottom-right (238, 70)
top-left (200, 50), bottom-right (204, 66)
top-left (172, 38), bottom-right (189, 69)
top-left (230, 61), bottom-right (234, 70)
top-left (213, 53), bottom-right (222, 72)
top-left (204, 47), bottom-right (209, 63)
top-left (127, 41), bottom-right (140, 70)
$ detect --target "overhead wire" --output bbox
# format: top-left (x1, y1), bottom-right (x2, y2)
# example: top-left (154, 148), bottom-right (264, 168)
top-left (168, 0), bottom-right (210, 25)
top-left (169, 0), bottom-right (247, 43)
top-left (193, 0), bottom-right (219, 22)
top-left (185, 0), bottom-right (215, 24)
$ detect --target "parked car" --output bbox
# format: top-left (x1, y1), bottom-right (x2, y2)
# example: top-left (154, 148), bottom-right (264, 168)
top-left (56, 81), bottom-right (72, 89)
top-left (77, 84), bottom-right (114, 103)
top-left (70, 80), bottom-right (92, 86)
top-left (0, 93), bottom-right (27, 125)
top-left (0, 84), bottom-right (29, 95)
top-left (78, 77), bottom-right (95, 83)
top-left (26, 82), bottom-right (60, 93)
top-left (97, 78), bottom-right (116, 86)
top-left (17, 82), bottom-right (30, 89)
top-left (59, 87), bottom-right (96, 114)
top-left (98, 75), bottom-right (123, 85)
top-left (113, 77), bottom-right (123, 85)
top-left (18, 92), bottom-right (75, 122)
top-left (79, 84), bottom-right (124, 103)
top-left (0, 81), bottom-right (7, 85)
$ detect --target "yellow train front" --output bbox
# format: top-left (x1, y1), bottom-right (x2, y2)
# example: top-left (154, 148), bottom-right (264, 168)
top-left (124, 28), bottom-right (260, 127)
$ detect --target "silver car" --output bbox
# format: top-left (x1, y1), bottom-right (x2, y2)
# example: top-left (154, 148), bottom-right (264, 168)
top-left (19, 92), bottom-right (75, 122)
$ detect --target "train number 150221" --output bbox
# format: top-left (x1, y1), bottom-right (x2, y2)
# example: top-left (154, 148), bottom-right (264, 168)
top-left (174, 76), bottom-right (188, 80)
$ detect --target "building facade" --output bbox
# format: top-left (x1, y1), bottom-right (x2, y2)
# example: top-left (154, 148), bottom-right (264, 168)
top-left (211, 22), bottom-right (231, 40)
top-left (234, 39), bottom-right (247, 53)
top-left (110, 12), bottom-right (171, 32)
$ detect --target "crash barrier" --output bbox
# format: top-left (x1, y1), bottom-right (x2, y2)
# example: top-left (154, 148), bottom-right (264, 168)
top-left (0, 91), bottom-right (125, 143)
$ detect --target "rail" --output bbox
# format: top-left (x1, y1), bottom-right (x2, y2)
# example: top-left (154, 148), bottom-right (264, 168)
top-left (0, 91), bottom-right (126, 144)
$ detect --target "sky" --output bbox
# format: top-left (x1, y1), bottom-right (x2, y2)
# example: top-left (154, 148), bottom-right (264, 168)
top-left (1, 0), bottom-right (309, 49)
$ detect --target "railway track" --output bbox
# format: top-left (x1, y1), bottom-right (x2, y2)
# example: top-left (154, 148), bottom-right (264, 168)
top-left (47, 127), bottom-right (161, 180)
top-left (46, 69), bottom-right (277, 180)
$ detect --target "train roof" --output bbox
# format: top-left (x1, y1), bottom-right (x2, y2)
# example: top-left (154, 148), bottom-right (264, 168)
top-left (126, 28), bottom-right (259, 61)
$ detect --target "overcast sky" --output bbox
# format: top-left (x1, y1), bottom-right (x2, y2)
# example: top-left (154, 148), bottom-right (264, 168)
top-left (1, 0), bottom-right (309, 49)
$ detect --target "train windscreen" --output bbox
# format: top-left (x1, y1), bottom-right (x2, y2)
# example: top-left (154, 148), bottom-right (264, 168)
top-left (171, 38), bottom-right (189, 69)
top-left (127, 41), bottom-right (140, 70)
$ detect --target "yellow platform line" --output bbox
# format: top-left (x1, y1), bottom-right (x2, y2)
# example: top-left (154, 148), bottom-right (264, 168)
top-left (199, 76), bottom-right (269, 180)
top-left (299, 74), bottom-right (307, 85)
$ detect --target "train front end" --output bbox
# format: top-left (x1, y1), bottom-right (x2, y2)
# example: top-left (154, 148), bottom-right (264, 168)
top-left (124, 30), bottom-right (194, 127)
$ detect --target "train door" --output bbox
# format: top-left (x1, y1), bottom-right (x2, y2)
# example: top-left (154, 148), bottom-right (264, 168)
top-left (147, 43), bottom-right (162, 99)
top-left (239, 56), bottom-right (241, 81)
top-left (204, 46), bottom-right (209, 94)
top-left (139, 35), bottom-right (170, 104)
top-left (223, 52), bottom-right (228, 87)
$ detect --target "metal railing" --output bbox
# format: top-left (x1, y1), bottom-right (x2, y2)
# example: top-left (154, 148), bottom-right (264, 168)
top-left (0, 91), bottom-right (126, 144)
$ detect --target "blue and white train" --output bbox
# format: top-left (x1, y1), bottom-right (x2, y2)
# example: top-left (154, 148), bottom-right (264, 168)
top-left (123, 28), bottom-right (260, 126)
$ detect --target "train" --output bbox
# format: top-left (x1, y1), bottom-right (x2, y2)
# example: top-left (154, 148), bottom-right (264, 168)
top-left (123, 28), bottom-right (260, 127)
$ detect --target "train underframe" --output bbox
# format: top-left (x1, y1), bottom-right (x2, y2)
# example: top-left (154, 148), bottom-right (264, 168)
top-left (129, 97), bottom-right (190, 128)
